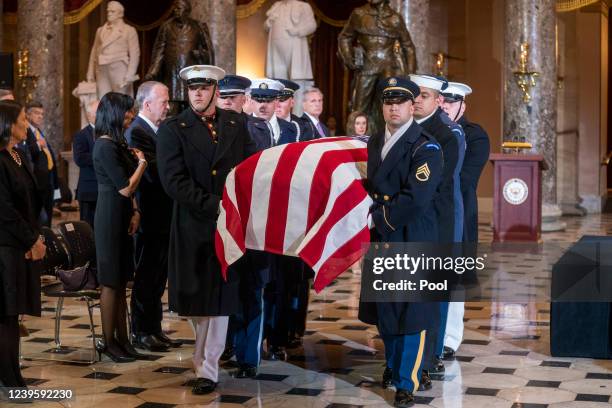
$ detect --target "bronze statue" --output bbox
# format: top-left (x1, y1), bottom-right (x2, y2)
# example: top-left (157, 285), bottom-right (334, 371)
top-left (144, 0), bottom-right (215, 102)
top-left (338, 0), bottom-right (417, 135)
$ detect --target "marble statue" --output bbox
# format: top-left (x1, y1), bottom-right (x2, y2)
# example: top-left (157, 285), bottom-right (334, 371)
top-left (338, 0), bottom-right (417, 135)
top-left (265, 0), bottom-right (317, 115)
top-left (86, 1), bottom-right (140, 98)
top-left (144, 0), bottom-right (215, 102)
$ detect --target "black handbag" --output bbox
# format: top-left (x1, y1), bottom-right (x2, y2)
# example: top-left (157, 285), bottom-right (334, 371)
top-left (58, 261), bottom-right (98, 292)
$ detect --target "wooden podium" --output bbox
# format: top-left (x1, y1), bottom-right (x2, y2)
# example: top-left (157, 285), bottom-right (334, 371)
top-left (489, 153), bottom-right (544, 242)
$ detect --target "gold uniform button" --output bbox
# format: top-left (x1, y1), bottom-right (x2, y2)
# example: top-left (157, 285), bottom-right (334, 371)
top-left (383, 195), bottom-right (390, 201)
top-left (384, 243), bottom-right (390, 249)
top-left (212, 170), bottom-right (217, 176)
top-left (374, 244), bottom-right (379, 250)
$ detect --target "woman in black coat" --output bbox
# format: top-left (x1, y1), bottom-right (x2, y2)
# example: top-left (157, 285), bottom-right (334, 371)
top-left (0, 100), bottom-right (46, 387)
top-left (92, 93), bottom-right (148, 362)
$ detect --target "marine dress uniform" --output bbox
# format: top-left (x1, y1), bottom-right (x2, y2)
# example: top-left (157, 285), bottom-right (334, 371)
top-left (359, 77), bottom-right (443, 407)
top-left (156, 65), bottom-right (257, 394)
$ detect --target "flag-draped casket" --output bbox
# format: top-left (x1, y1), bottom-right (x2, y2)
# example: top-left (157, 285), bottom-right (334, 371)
top-left (215, 137), bottom-right (372, 292)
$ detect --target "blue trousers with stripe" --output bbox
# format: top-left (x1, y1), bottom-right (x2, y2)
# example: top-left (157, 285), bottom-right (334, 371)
top-left (382, 330), bottom-right (427, 392)
top-left (234, 286), bottom-right (265, 368)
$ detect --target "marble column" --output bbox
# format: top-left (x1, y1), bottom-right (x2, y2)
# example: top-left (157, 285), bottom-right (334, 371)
top-left (504, 0), bottom-right (565, 231)
top-left (16, 0), bottom-right (64, 152)
top-left (390, 0), bottom-right (430, 73)
top-left (190, 0), bottom-right (237, 74)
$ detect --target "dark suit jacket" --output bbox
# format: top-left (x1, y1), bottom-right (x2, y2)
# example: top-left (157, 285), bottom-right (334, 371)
top-left (25, 127), bottom-right (58, 192)
top-left (126, 115), bottom-right (173, 235)
top-left (157, 107), bottom-right (257, 316)
top-left (301, 113), bottom-right (329, 138)
top-left (459, 115), bottom-right (490, 243)
top-left (72, 125), bottom-right (98, 202)
top-left (419, 108), bottom-right (460, 243)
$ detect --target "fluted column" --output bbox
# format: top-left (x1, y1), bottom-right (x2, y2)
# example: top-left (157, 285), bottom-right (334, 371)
top-left (16, 0), bottom-right (64, 151)
top-left (504, 0), bottom-right (564, 231)
top-left (190, 0), bottom-right (237, 74)
top-left (390, 0), bottom-right (430, 73)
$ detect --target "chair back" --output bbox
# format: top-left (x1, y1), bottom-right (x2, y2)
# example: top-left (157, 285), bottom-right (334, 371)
top-left (39, 227), bottom-right (71, 276)
top-left (57, 221), bottom-right (96, 268)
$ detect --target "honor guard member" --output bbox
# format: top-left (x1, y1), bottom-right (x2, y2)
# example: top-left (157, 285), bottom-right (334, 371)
top-left (249, 78), bottom-right (298, 149)
top-left (216, 75), bottom-right (276, 364)
top-left (275, 79), bottom-right (315, 141)
top-left (410, 74), bottom-right (464, 376)
top-left (157, 65), bottom-right (256, 395)
top-left (440, 81), bottom-right (490, 359)
top-left (359, 76), bottom-right (442, 408)
top-left (246, 78), bottom-right (300, 361)
top-left (274, 79), bottom-right (315, 346)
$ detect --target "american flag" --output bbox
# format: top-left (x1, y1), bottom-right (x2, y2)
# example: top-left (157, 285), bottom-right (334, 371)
top-left (215, 137), bottom-right (372, 292)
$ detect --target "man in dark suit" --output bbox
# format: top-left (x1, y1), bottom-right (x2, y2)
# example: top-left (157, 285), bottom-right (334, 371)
top-left (72, 100), bottom-right (99, 228)
top-left (301, 87), bottom-right (329, 138)
top-left (25, 101), bottom-right (58, 227)
top-left (126, 81), bottom-right (180, 352)
top-left (275, 79), bottom-right (315, 141)
top-left (359, 76), bottom-right (442, 407)
top-left (157, 65), bottom-right (257, 395)
top-left (440, 81), bottom-right (490, 360)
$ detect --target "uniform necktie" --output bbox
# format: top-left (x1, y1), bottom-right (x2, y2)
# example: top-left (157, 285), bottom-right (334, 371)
top-left (35, 128), bottom-right (54, 170)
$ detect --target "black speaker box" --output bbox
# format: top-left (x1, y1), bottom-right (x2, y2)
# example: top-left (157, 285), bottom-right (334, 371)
top-left (0, 53), bottom-right (14, 90)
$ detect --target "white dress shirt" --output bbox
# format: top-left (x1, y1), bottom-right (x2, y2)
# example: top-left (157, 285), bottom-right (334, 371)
top-left (138, 112), bottom-right (159, 134)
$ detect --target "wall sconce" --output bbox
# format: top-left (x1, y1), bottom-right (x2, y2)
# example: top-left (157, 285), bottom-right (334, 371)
top-left (513, 42), bottom-right (539, 104)
top-left (17, 49), bottom-right (39, 103)
top-left (433, 52), bottom-right (445, 76)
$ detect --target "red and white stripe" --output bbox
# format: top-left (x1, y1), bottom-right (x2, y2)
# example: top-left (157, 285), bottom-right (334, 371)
top-left (215, 137), bottom-right (372, 292)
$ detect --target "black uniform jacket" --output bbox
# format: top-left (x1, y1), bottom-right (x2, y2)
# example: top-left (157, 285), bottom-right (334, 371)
top-left (419, 108), bottom-right (460, 243)
top-left (358, 120), bottom-right (443, 335)
top-left (157, 107), bottom-right (257, 316)
top-left (458, 115), bottom-right (490, 243)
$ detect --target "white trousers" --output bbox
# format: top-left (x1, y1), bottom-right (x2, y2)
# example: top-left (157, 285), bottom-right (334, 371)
top-left (190, 316), bottom-right (229, 382)
top-left (443, 302), bottom-right (464, 351)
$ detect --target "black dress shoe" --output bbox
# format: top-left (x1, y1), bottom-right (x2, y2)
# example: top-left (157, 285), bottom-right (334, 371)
top-left (220, 346), bottom-right (235, 361)
top-left (132, 334), bottom-right (170, 352)
top-left (418, 370), bottom-right (432, 391)
top-left (118, 341), bottom-right (151, 360)
top-left (234, 365), bottom-right (257, 379)
top-left (442, 346), bottom-right (455, 360)
top-left (267, 346), bottom-right (287, 361)
top-left (154, 332), bottom-right (183, 348)
top-left (382, 366), bottom-right (393, 389)
top-left (429, 357), bottom-right (445, 373)
top-left (394, 389), bottom-right (415, 408)
top-left (191, 378), bottom-right (217, 395)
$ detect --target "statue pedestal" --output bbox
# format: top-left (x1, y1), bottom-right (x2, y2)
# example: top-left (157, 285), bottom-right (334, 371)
top-left (60, 150), bottom-right (78, 199)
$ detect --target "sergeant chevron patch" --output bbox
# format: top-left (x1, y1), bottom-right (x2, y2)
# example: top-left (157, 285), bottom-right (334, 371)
top-left (415, 163), bottom-right (431, 181)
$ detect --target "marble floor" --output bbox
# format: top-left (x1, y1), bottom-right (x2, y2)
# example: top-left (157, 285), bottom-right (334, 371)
top-left (7, 212), bottom-right (612, 408)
